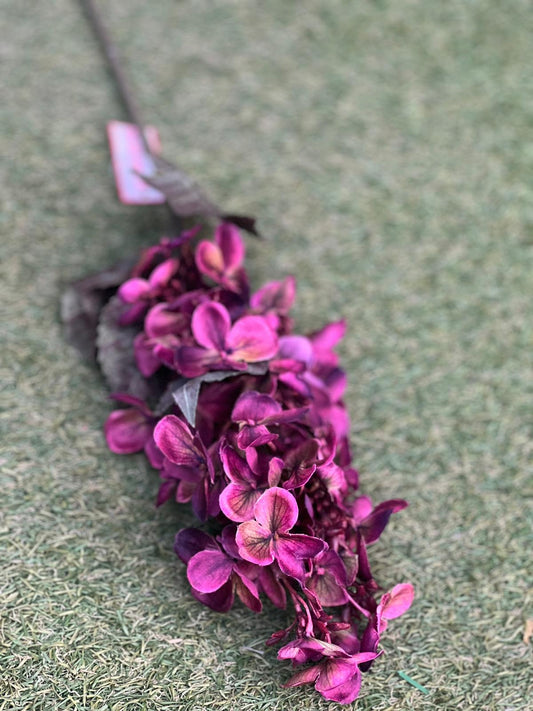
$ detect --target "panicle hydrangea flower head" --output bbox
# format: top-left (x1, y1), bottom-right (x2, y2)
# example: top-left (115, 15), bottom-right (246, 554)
top-left (103, 223), bottom-right (413, 705)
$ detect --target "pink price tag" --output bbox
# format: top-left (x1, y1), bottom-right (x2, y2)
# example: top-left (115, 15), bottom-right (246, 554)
top-left (107, 121), bottom-right (166, 205)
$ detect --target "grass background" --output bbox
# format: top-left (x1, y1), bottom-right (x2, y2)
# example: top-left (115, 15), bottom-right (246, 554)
top-left (1, 1), bottom-right (532, 709)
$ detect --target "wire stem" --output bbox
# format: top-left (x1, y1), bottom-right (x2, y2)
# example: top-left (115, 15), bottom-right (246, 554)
top-left (79, 0), bottom-right (151, 154)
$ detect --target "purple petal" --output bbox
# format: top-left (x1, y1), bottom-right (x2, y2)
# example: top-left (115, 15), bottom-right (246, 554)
top-left (323, 367), bottom-right (347, 402)
top-left (315, 656), bottom-right (359, 693)
top-left (220, 443), bottom-right (256, 485)
top-left (191, 578), bottom-right (234, 613)
top-left (144, 436), bottom-right (164, 469)
top-left (191, 478), bottom-right (209, 521)
top-left (317, 463), bottom-right (347, 503)
top-left (359, 499), bottom-right (408, 544)
top-left (237, 425), bottom-right (277, 450)
top-left (267, 457), bottom-right (284, 487)
top-left (226, 316), bottom-right (278, 362)
top-left (134, 333), bottom-right (161, 377)
top-left (191, 301), bottom-right (231, 351)
top-left (187, 550), bottom-right (234, 593)
top-left (109, 392), bottom-right (151, 415)
top-left (175, 345), bottom-right (220, 377)
top-left (258, 567), bottom-right (286, 609)
top-left (153, 415), bottom-right (201, 467)
top-left (356, 534), bottom-right (372, 582)
top-left (174, 528), bottom-right (218, 563)
top-left (235, 520), bottom-right (273, 565)
top-left (155, 479), bottom-right (176, 507)
top-left (317, 661), bottom-right (362, 704)
top-left (231, 391), bottom-right (282, 424)
top-left (118, 301), bottom-right (149, 326)
top-left (310, 319), bottom-right (346, 358)
top-left (118, 278), bottom-right (150, 303)
top-left (152, 335), bottom-right (179, 369)
top-left (253, 487), bottom-right (298, 534)
top-left (250, 276), bottom-right (296, 314)
top-left (216, 222), bottom-right (245, 271)
top-left (306, 570), bottom-right (347, 607)
top-left (275, 534), bottom-right (326, 575)
top-left (278, 335), bottom-right (313, 364)
top-left (220, 524), bottom-right (240, 559)
top-left (283, 665), bottom-right (321, 689)
top-left (261, 405), bottom-right (308, 426)
top-left (278, 638), bottom-right (326, 663)
top-left (317, 550), bottom-right (348, 586)
top-left (104, 408), bottom-right (152, 454)
top-left (219, 482), bottom-right (263, 523)
top-left (234, 574), bottom-right (262, 613)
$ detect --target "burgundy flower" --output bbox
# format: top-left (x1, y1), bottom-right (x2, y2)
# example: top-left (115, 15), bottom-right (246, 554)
top-left (279, 638), bottom-right (379, 704)
top-left (219, 442), bottom-right (283, 522)
top-left (306, 549), bottom-right (348, 607)
top-left (236, 487), bottom-right (325, 581)
top-left (153, 414), bottom-right (217, 519)
top-left (100, 224), bottom-right (414, 705)
top-left (175, 301), bottom-right (278, 377)
top-left (231, 390), bottom-right (307, 449)
top-left (175, 527), bottom-right (261, 613)
top-left (250, 275), bottom-right (296, 332)
top-left (118, 257), bottom-right (180, 325)
top-left (352, 496), bottom-right (408, 544)
top-left (104, 394), bottom-right (162, 468)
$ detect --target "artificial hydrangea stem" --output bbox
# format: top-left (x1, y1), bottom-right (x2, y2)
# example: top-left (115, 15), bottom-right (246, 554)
top-left (79, 0), bottom-right (150, 154)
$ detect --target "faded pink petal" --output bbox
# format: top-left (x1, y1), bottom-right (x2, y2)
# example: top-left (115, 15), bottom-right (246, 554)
top-left (219, 482), bottom-right (263, 522)
top-left (191, 301), bottom-right (231, 351)
top-left (379, 583), bottom-right (414, 621)
top-left (235, 520), bottom-right (274, 565)
top-left (148, 257), bottom-right (179, 289)
top-left (226, 316), bottom-right (278, 362)
top-left (187, 550), bottom-right (234, 593)
top-left (118, 278), bottom-right (150, 303)
top-left (145, 302), bottom-right (186, 337)
top-left (253, 487), bottom-right (298, 534)
top-left (195, 241), bottom-right (225, 280)
top-left (352, 496), bottom-right (373, 524)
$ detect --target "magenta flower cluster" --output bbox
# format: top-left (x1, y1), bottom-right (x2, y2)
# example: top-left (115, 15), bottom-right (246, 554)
top-left (104, 223), bottom-right (413, 705)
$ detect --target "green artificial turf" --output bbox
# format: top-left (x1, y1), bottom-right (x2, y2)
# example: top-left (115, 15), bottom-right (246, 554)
top-left (1, 1), bottom-right (532, 709)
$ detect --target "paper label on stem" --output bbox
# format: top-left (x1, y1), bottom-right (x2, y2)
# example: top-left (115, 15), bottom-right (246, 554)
top-left (107, 121), bottom-right (165, 205)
